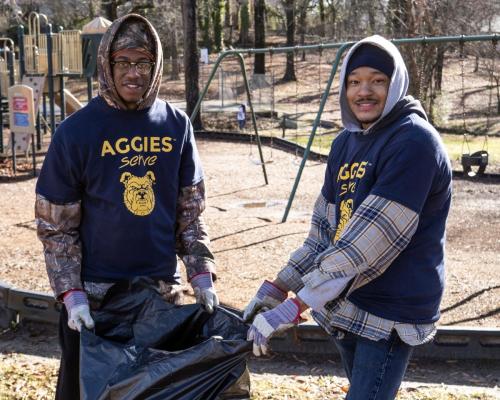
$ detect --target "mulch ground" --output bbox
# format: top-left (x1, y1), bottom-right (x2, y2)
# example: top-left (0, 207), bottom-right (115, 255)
top-left (0, 138), bottom-right (499, 399)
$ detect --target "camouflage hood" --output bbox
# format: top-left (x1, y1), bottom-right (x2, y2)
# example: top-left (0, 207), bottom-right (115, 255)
top-left (97, 14), bottom-right (163, 110)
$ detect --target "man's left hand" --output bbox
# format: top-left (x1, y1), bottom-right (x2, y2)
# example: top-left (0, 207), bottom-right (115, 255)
top-left (191, 272), bottom-right (219, 313)
top-left (247, 298), bottom-right (301, 356)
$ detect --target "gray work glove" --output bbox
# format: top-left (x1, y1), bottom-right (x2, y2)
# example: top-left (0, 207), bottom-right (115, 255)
top-left (243, 280), bottom-right (288, 322)
top-left (63, 290), bottom-right (95, 332)
top-left (247, 298), bottom-right (300, 356)
top-left (191, 272), bottom-right (219, 313)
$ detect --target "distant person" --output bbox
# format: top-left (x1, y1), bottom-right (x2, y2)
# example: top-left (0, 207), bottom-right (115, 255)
top-left (243, 35), bottom-right (452, 400)
top-left (35, 14), bottom-right (218, 399)
top-left (237, 104), bottom-right (246, 130)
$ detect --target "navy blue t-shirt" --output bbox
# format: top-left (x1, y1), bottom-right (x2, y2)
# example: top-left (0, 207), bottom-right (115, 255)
top-left (322, 110), bottom-right (452, 323)
top-left (36, 96), bottom-right (203, 283)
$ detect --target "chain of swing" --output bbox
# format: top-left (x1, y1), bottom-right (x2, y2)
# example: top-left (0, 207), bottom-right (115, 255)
top-left (247, 50), bottom-right (274, 165)
top-left (459, 39), bottom-right (496, 177)
top-left (245, 43), bottom-right (332, 168)
top-left (290, 46), bottom-right (329, 164)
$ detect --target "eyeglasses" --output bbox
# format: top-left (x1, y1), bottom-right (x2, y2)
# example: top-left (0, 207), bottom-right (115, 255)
top-left (111, 60), bottom-right (154, 75)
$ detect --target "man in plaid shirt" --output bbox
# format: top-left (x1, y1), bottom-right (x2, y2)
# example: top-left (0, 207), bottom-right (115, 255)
top-left (244, 35), bottom-right (452, 399)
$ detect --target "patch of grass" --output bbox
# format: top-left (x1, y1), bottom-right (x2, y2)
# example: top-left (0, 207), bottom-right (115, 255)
top-left (0, 357), bottom-right (57, 400)
top-left (441, 133), bottom-right (499, 164)
top-left (287, 131), bottom-right (500, 166)
top-left (0, 360), bottom-right (497, 400)
top-left (250, 375), bottom-right (499, 400)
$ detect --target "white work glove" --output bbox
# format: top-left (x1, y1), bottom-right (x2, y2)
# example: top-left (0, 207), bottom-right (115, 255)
top-left (63, 290), bottom-right (95, 332)
top-left (247, 298), bottom-right (300, 356)
top-left (243, 280), bottom-right (287, 322)
top-left (191, 272), bottom-right (219, 313)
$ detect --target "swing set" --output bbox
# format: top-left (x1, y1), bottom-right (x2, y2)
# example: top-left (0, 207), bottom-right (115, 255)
top-left (191, 42), bottom-right (334, 184)
top-left (188, 34), bottom-right (500, 221)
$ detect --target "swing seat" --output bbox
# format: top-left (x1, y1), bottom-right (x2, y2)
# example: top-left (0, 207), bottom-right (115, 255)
top-left (249, 157), bottom-right (273, 166)
top-left (461, 150), bottom-right (488, 177)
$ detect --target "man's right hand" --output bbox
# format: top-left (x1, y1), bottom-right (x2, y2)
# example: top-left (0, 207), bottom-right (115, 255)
top-left (243, 280), bottom-right (288, 322)
top-left (63, 290), bottom-right (95, 332)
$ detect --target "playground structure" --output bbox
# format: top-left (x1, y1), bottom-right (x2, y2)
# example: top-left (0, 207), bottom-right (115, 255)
top-left (190, 34), bottom-right (499, 221)
top-left (0, 12), bottom-right (110, 173)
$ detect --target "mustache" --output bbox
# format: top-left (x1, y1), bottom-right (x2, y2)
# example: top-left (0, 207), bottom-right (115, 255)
top-left (122, 81), bottom-right (144, 86)
top-left (354, 98), bottom-right (378, 104)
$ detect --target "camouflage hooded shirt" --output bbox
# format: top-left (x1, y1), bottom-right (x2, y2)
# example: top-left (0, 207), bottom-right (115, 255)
top-left (35, 14), bottom-right (215, 300)
top-left (97, 14), bottom-right (163, 110)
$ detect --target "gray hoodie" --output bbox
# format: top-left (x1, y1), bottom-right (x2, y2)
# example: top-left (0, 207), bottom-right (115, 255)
top-left (338, 35), bottom-right (411, 133)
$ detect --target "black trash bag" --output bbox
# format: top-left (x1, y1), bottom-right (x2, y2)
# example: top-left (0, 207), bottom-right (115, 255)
top-left (80, 278), bottom-right (252, 400)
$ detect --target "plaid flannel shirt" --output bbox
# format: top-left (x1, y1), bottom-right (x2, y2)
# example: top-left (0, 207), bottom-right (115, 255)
top-left (278, 193), bottom-right (436, 346)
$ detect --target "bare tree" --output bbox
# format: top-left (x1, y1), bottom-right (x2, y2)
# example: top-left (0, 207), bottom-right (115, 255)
top-left (282, 0), bottom-right (296, 81)
top-left (238, 0), bottom-right (250, 46)
top-left (383, 0), bottom-right (498, 121)
top-left (211, 0), bottom-right (224, 52)
top-left (253, 0), bottom-right (266, 74)
top-left (102, 0), bottom-right (118, 20)
top-left (296, 0), bottom-right (310, 61)
top-left (182, 0), bottom-right (202, 129)
top-left (317, 0), bottom-right (325, 37)
top-left (167, 19), bottom-right (180, 80)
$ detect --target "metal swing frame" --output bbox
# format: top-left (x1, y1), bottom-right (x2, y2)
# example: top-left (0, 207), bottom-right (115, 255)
top-left (189, 34), bottom-right (499, 221)
top-left (282, 34), bottom-right (499, 221)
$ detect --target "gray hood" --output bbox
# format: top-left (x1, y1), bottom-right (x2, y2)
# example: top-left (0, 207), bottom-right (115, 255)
top-left (339, 35), bottom-right (409, 133)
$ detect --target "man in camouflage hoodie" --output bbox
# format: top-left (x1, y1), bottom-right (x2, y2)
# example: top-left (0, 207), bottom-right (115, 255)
top-left (35, 14), bottom-right (218, 398)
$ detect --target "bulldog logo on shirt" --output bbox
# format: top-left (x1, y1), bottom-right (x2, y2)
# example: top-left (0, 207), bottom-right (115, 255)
top-left (334, 198), bottom-right (353, 242)
top-left (120, 171), bottom-right (156, 216)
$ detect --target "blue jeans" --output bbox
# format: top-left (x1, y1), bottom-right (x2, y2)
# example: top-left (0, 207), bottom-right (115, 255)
top-left (333, 331), bottom-right (413, 400)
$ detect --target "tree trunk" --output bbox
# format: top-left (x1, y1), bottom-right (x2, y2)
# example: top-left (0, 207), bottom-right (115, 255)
top-left (232, 1), bottom-right (240, 30)
top-left (348, 0), bottom-right (358, 39)
top-left (239, 1), bottom-right (250, 46)
top-left (434, 45), bottom-right (445, 93)
top-left (494, 76), bottom-right (500, 115)
top-left (182, 0), bottom-right (203, 129)
top-left (387, 0), bottom-right (421, 97)
top-left (89, 0), bottom-right (96, 19)
top-left (297, 0), bottom-right (308, 61)
top-left (318, 0), bottom-right (325, 37)
top-left (368, 2), bottom-right (376, 34)
top-left (212, 0), bottom-right (223, 52)
top-left (169, 25), bottom-right (180, 80)
top-left (102, 0), bottom-right (118, 20)
top-left (224, 0), bottom-right (232, 46)
top-left (387, 0), bottom-right (405, 37)
top-left (330, 2), bottom-right (336, 38)
top-left (282, 0), bottom-right (296, 81)
top-left (253, 0), bottom-right (266, 74)
top-left (224, 0), bottom-right (231, 27)
top-left (200, 0), bottom-right (212, 51)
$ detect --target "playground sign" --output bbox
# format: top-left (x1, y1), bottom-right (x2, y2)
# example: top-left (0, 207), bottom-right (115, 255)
top-left (8, 85), bottom-right (35, 134)
top-left (8, 85), bottom-right (35, 155)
